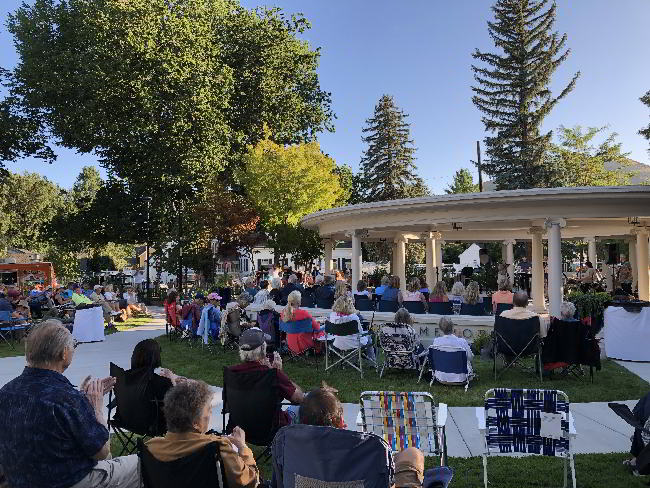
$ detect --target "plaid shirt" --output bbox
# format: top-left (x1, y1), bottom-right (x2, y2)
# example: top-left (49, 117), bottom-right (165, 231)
top-left (0, 367), bottom-right (108, 488)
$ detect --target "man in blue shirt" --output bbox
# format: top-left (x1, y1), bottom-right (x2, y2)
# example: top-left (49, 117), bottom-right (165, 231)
top-left (0, 320), bottom-right (140, 488)
top-left (374, 275), bottom-right (390, 297)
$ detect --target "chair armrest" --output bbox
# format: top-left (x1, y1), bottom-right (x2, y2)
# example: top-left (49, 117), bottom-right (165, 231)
top-left (356, 410), bottom-right (363, 427)
top-left (568, 411), bottom-right (577, 437)
top-left (437, 403), bottom-right (448, 428)
top-left (476, 407), bottom-right (486, 431)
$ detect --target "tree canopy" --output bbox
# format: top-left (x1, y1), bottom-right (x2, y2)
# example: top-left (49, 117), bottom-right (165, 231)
top-left (641, 90), bottom-right (650, 152)
top-left (446, 168), bottom-right (479, 194)
top-left (471, 0), bottom-right (580, 190)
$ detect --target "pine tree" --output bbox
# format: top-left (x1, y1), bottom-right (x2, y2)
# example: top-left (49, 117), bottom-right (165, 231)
top-left (360, 95), bottom-right (428, 201)
top-left (446, 168), bottom-right (479, 194)
top-left (641, 91), bottom-right (650, 151)
top-left (471, 0), bottom-right (580, 190)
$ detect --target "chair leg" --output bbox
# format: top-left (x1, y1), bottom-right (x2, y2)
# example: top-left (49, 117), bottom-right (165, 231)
top-left (359, 346), bottom-right (363, 379)
top-left (569, 452), bottom-right (576, 488)
top-left (563, 455), bottom-right (568, 488)
top-left (417, 357), bottom-right (428, 383)
top-left (482, 454), bottom-right (488, 488)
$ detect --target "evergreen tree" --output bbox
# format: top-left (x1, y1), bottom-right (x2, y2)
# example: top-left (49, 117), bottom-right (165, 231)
top-left (360, 95), bottom-right (428, 202)
top-left (471, 0), bottom-right (580, 190)
top-left (446, 168), bottom-right (479, 194)
top-left (641, 90), bottom-right (650, 151)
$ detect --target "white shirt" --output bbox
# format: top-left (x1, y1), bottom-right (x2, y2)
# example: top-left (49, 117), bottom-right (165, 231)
top-left (123, 292), bottom-right (137, 304)
top-left (253, 289), bottom-right (270, 305)
top-left (431, 334), bottom-right (474, 383)
top-left (104, 291), bottom-right (115, 301)
top-left (328, 312), bottom-right (370, 350)
top-left (354, 290), bottom-right (371, 298)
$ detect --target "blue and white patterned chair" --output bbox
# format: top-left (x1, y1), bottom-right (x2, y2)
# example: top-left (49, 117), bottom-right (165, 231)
top-left (476, 388), bottom-right (577, 488)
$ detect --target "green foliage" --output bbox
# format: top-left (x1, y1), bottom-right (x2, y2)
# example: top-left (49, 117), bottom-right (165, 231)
top-left (406, 242), bottom-right (425, 281)
top-left (332, 164), bottom-right (365, 206)
top-left (442, 242), bottom-right (470, 265)
top-left (641, 90), bottom-right (650, 148)
top-left (474, 263), bottom-right (498, 292)
top-left (546, 126), bottom-right (631, 187)
top-left (566, 291), bottom-right (612, 321)
top-left (446, 168), bottom-right (479, 194)
top-left (471, 330), bottom-right (493, 355)
top-left (360, 95), bottom-right (428, 202)
top-left (471, 0), bottom-right (580, 190)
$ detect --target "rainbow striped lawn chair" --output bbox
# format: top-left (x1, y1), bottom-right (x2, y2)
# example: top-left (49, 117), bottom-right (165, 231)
top-left (358, 390), bottom-right (448, 466)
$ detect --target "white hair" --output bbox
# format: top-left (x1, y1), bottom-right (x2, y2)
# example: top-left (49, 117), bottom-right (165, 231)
top-left (26, 320), bottom-right (74, 367)
top-left (271, 277), bottom-right (282, 289)
top-left (315, 274), bottom-right (324, 284)
top-left (239, 341), bottom-right (266, 362)
top-left (288, 274), bottom-right (298, 284)
top-left (560, 301), bottom-right (576, 320)
top-left (439, 316), bottom-right (454, 335)
top-left (451, 281), bottom-right (465, 296)
top-left (261, 299), bottom-right (277, 311)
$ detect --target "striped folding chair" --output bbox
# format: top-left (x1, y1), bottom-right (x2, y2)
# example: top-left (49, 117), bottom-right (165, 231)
top-left (476, 388), bottom-right (577, 488)
top-left (358, 391), bottom-right (448, 466)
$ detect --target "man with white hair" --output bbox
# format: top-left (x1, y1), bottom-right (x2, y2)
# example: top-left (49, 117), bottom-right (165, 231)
top-left (227, 327), bottom-right (304, 426)
top-left (0, 320), bottom-right (140, 488)
top-left (280, 274), bottom-right (301, 306)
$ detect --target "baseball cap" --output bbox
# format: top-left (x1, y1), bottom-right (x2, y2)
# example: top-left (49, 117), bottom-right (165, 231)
top-left (239, 327), bottom-right (271, 351)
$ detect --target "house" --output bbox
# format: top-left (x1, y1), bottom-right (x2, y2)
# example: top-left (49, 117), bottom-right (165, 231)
top-left (454, 243), bottom-right (483, 272)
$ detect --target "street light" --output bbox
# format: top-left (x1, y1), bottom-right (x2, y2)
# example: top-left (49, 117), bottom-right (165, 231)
top-left (144, 196), bottom-right (152, 306)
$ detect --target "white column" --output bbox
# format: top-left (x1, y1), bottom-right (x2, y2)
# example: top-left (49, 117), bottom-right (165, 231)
top-left (586, 237), bottom-right (597, 266)
top-left (323, 239), bottom-right (333, 274)
top-left (504, 239), bottom-right (516, 287)
top-left (435, 239), bottom-right (443, 278)
top-left (351, 232), bottom-right (362, 288)
top-left (424, 233), bottom-right (436, 289)
top-left (605, 263), bottom-right (614, 292)
top-left (529, 227), bottom-right (546, 312)
top-left (629, 238), bottom-right (638, 291)
top-left (391, 242), bottom-right (398, 275)
top-left (545, 219), bottom-right (566, 318)
top-left (635, 229), bottom-right (650, 301)
top-left (394, 235), bottom-right (407, 292)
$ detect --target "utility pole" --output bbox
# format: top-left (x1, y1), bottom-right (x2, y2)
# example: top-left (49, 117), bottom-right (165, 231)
top-left (476, 140), bottom-right (483, 192)
top-left (144, 196), bottom-right (152, 306)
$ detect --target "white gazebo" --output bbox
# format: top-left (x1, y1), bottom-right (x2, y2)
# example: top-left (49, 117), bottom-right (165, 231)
top-left (301, 186), bottom-right (650, 318)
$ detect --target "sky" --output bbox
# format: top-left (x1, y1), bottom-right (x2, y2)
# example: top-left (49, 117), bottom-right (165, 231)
top-left (1, 0), bottom-right (650, 193)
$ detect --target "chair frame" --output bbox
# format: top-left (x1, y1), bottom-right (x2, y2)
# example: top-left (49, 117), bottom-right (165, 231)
top-left (378, 324), bottom-right (420, 378)
top-left (279, 318), bottom-right (324, 363)
top-left (418, 345), bottom-right (472, 391)
top-left (358, 390), bottom-right (448, 466)
top-left (476, 388), bottom-right (577, 488)
top-left (324, 320), bottom-right (376, 378)
top-left (403, 301), bottom-right (426, 314)
top-left (0, 314), bottom-right (29, 350)
top-left (493, 316), bottom-right (542, 381)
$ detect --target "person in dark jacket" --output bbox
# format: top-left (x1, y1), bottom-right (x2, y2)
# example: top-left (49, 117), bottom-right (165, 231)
top-left (279, 274), bottom-right (302, 306)
top-left (313, 275), bottom-right (335, 307)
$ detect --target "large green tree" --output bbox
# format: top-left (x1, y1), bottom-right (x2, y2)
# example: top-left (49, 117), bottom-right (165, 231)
top-left (446, 168), bottom-right (479, 194)
top-left (471, 0), bottom-right (580, 190)
top-left (545, 126), bottom-right (631, 187)
top-left (360, 95), bottom-right (428, 202)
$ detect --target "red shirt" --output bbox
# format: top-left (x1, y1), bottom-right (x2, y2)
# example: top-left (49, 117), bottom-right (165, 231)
top-left (165, 301), bottom-right (179, 328)
top-left (228, 361), bottom-right (296, 426)
top-left (282, 308), bottom-right (323, 354)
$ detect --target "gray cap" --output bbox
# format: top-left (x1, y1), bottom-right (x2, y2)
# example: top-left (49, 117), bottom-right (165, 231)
top-left (239, 327), bottom-right (271, 351)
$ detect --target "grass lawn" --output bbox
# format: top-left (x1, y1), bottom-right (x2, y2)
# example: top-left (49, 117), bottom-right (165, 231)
top-left (157, 336), bottom-right (649, 406)
top-left (0, 340), bottom-right (23, 358)
top-left (114, 315), bottom-right (163, 332)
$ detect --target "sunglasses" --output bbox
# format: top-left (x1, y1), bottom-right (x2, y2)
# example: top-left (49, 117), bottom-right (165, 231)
top-left (73, 339), bottom-right (80, 349)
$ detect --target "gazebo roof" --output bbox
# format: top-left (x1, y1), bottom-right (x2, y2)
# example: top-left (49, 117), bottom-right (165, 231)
top-left (301, 186), bottom-right (650, 241)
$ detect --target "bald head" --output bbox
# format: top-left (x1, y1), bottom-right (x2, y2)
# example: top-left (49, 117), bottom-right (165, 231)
top-left (513, 291), bottom-right (529, 308)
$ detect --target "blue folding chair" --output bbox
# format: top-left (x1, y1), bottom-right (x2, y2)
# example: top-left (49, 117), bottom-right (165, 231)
top-left (378, 300), bottom-right (399, 313)
top-left (428, 302), bottom-right (453, 315)
top-left (418, 346), bottom-right (472, 390)
top-left (0, 311), bottom-right (29, 351)
top-left (279, 318), bottom-right (324, 361)
top-left (460, 303), bottom-right (484, 316)
top-left (403, 301), bottom-right (426, 314)
top-left (354, 297), bottom-right (375, 311)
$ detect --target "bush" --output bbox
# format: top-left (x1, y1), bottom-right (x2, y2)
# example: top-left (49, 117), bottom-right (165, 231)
top-left (566, 291), bottom-right (611, 321)
top-left (471, 330), bottom-right (493, 355)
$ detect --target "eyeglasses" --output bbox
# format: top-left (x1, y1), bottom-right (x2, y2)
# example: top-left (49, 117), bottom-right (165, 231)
top-left (73, 339), bottom-right (79, 349)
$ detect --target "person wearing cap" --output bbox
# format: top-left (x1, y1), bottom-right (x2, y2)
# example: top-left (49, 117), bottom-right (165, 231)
top-left (12, 299), bottom-right (31, 322)
top-left (197, 292), bottom-right (221, 344)
top-left (227, 327), bottom-right (304, 426)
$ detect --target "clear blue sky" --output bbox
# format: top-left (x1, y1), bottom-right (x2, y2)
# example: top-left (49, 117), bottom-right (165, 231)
top-left (2, 0), bottom-right (650, 193)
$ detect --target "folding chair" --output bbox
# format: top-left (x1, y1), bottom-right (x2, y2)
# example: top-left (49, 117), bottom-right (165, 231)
top-left (493, 315), bottom-right (542, 381)
top-left (272, 424), bottom-right (394, 488)
top-left (378, 323), bottom-right (421, 378)
top-left (355, 297), bottom-right (375, 311)
top-left (279, 317), bottom-right (323, 361)
top-left (495, 302), bottom-right (513, 315)
top-left (460, 303), bottom-right (484, 316)
top-left (418, 345), bottom-right (473, 391)
top-left (107, 362), bottom-right (167, 455)
top-left (476, 388), bottom-right (577, 488)
top-left (324, 320), bottom-right (376, 378)
top-left (403, 301), bottom-right (426, 314)
top-left (138, 438), bottom-right (227, 488)
top-left (542, 318), bottom-right (599, 382)
top-left (428, 302), bottom-right (453, 315)
top-left (222, 366), bottom-right (288, 463)
top-left (221, 308), bottom-right (242, 351)
top-left (0, 311), bottom-right (29, 350)
top-left (359, 391), bottom-right (448, 466)
top-left (257, 308), bottom-right (281, 351)
top-left (378, 300), bottom-right (399, 313)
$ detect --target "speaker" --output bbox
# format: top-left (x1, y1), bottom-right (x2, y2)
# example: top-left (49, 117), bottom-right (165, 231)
top-left (479, 248), bottom-right (490, 265)
top-left (607, 243), bottom-right (618, 265)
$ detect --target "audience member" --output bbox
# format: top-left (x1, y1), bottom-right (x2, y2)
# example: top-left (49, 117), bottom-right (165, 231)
top-left (374, 275), bottom-right (390, 297)
top-left (431, 316), bottom-right (474, 382)
top-left (333, 280), bottom-right (351, 300)
top-left (123, 286), bottom-right (147, 315)
top-left (403, 278), bottom-right (427, 311)
top-left (429, 281), bottom-right (449, 303)
top-left (379, 308), bottom-right (425, 366)
top-left (146, 380), bottom-right (260, 488)
top-left (71, 285), bottom-right (94, 306)
top-left (280, 274), bottom-right (301, 306)
top-left (0, 320), bottom-right (139, 488)
top-left (419, 277), bottom-right (430, 294)
top-left (491, 277), bottom-right (514, 313)
top-left (164, 291), bottom-right (181, 329)
top-left (243, 276), bottom-right (259, 298)
top-left (560, 301), bottom-right (578, 321)
top-left (328, 296), bottom-right (375, 361)
top-left (281, 290), bottom-right (324, 354)
top-left (381, 276), bottom-right (403, 304)
top-left (463, 281), bottom-right (482, 305)
top-left (252, 280), bottom-right (270, 305)
top-left (354, 280), bottom-right (371, 298)
top-left (500, 291), bottom-right (537, 320)
top-left (197, 292), bottom-right (221, 344)
top-left (181, 293), bottom-right (203, 333)
top-left (269, 277), bottom-right (283, 304)
top-left (0, 292), bottom-right (12, 312)
top-left (448, 281), bottom-right (465, 303)
top-left (314, 275), bottom-right (335, 305)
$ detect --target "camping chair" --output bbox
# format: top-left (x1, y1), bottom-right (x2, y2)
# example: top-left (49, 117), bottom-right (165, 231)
top-left (493, 315), bottom-right (542, 381)
top-left (418, 345), bottom-right (473, 391)
top-left (476, 388), bottom-right (577, 488)
top-left (460, 303), bottom-right (484, 316)
top-left (279, 317), bottom-right (324, 361)
top-left (378, 300), bottom-right (399, 313)
top-left (428, 302), bottom-right (453, 315)
top-left (222, 366), bottom-right (289, 463)
top-left (355, 297), bottom-right (375, 311)
top-left (271, 424), bottom-right (395, 488)
top-left (324, 320), bottom-right (376, 378)
top-left (138, 438), bottom-right (227, 488)
top-left (495, 302), bottom-right (513, 315)
top-left (403, 301), bottom-right (426, 314)
top-left (107, 362), bottom-right (166, 455)
top-left (257, 308), bottom-right (281, 351)
top-left (378, 323), bottom-right (421, 378)
top-left (359, 391), bottom-right (448, 466)
top-left (221, 308), bottom-right (242, 351)
top-left (0, 311), bottom-right (29, 351)
top-left (542, 318), bottom-right (599, 381)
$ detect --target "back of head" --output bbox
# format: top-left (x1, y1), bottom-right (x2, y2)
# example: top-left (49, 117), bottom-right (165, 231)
top-left (315, 274), bottom-right (324, 285)
top-left (451, 281), bottom-right (465, 296)
top-left (438, 316), bottom-right (454, 335)
top-left (163, 380), bottom-right (213, 433)
top-left (166, 290), bottom-right (178, 305)
top-left (283, 290), bottom-right (302, 320)
top-left (560, 301), bottom-right (576, 320)
top-left (332, 295), bottom-right (356, 316)
top-left (287, 274), bottom-right (297, 284)
top-left (419, 277), bottom-right (428, 290)
top-left (334, 281), bottom-right (347, 299)
top-left (381, 275), bottom-right (390, 286)
top-left (237, 292), bottom-right (252, 309)
top-left (356, 280), bottom-right (366, 292)
top-left (260, 280), bottom-right (269, 290)
top-left (324, 275), bottom-right (335, 286)
top-left (299, 386), bottom-right (343, 428)
top-left (407, 278), bottom-right (420, 293)
top-left (513, 291), bottom-right (529, 308)
top-left (464, 281), bottom-right (480, 305)
top-left (390, 275), bottom-right (400, 289)
top-left (433, 281), bottom-right (447, 297)
top-left (271, 277), bottom-right (282, 290)
top-left (26, 319), bottom-right (72, 368)
top-left (131, 338), bottom-right (162, 370)
top-left (394, 307), bottom-right (412, 326)
top-left (497, 276), bottom-right (511, 292)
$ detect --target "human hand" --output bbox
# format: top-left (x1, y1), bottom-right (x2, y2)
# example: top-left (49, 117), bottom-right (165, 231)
top-left (79, 375), bottom-right (92, 393)
top-left (83, 378), bottom-right (105, 411)
top-left (271, 352), bottom-right (282, 370)
top-left (229, 426), bottom-right (247, 450)
top-left (100, 376), bottom-right (116, 395)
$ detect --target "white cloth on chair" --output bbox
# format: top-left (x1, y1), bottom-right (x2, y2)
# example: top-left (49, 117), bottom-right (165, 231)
top-left (72, 307), bottom-right (105, 343)
top-left (604, 306), bottom-right (650, 361)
